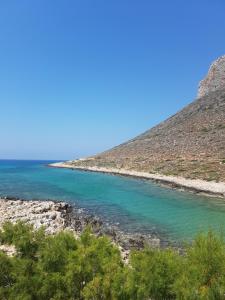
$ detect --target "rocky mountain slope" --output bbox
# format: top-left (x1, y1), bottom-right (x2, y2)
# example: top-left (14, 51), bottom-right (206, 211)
top-left (69, 55), bottom-right (225, 182)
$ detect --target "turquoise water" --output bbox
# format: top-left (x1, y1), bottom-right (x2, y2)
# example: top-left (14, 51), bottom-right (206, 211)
top-left (1, 159), bottom-right (225, 242)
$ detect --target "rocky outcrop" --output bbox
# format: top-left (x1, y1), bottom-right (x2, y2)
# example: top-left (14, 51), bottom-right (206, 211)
top-left (198, 55), bottom-right (225, 98)
top-left (0, 198), bottom-right (73, 234)
top-left (0, 197), bottom-right (161, 258)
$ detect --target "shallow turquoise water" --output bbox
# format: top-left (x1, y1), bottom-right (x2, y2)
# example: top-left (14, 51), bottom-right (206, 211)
top-left (1, 159), bottom-right (225, 242)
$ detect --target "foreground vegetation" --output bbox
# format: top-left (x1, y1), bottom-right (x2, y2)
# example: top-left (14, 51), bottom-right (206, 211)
top-left (0, 222), bottom-right (225, 299)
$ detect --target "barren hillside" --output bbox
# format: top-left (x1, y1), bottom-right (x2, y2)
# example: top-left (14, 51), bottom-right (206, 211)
top-left (69, 56), bottom-right (225, 182)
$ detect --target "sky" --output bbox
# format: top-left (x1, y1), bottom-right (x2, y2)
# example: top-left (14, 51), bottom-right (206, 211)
top-left (0, 0), bottom-right (225, 160)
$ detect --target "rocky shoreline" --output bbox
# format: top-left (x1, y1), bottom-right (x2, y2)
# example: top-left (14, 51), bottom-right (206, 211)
top-left (0, 197), bottom-right (161, 258)
top-left (49, 162), bottom-right (225, 198)
top-left (0, 197), bottom-right (73, 234)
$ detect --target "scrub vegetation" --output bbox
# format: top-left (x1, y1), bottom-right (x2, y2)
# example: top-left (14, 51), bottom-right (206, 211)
top-left (0, 221), bottom-right (225, 300)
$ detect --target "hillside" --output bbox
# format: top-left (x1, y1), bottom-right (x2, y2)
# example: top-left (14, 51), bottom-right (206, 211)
top-left (68, 56), bottom-right (225, 182)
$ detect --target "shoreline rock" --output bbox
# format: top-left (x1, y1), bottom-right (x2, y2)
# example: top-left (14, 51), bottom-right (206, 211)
top-left (0, 197), bottom-right (73, 235)
top-left (0, 197), bottom-right (161, 258)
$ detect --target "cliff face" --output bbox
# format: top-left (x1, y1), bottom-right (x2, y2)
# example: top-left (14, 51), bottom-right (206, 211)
top-left (70, 55), bottom-right (225, 182)
top-left (198, 55), bottom-right (225, 98)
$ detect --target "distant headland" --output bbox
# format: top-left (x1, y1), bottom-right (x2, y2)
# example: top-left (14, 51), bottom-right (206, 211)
top-left (50, 55), bottom-right (225, 198)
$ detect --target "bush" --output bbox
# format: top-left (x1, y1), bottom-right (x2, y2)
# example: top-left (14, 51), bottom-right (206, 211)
top-left (127, 248), bottom-right (182, 299)
top-left (174, 231), bottom-right (225, 299)
top-left (0, 222), bottom-right (225, 299)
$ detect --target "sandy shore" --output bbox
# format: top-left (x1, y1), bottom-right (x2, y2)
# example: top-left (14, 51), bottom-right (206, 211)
top-left (49, 162), bottom-right (225, 198)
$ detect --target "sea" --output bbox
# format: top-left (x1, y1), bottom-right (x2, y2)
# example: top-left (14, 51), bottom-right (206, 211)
top-left (1, 159), bottom-right (225, 243)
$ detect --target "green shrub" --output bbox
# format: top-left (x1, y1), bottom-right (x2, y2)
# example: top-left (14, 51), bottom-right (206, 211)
top-left (1, 222), bottom-right (225, 299)
top-left (127, 248), bottom-right (182, 299)
top-left (174, 231), bottom-right (225, 299)
top-left (0, 221), bottom-right (45, 258)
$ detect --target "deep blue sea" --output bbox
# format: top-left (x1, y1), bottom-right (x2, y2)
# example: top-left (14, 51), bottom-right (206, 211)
top-left (1, 159), bottom-right (225, 242)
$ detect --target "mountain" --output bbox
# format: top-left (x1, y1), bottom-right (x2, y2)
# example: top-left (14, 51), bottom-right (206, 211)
top-left (69, 55), bottom-right (225, 182)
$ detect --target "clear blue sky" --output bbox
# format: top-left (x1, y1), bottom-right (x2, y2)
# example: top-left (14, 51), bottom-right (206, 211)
top-left (0, 0), bottom-right (225, 160)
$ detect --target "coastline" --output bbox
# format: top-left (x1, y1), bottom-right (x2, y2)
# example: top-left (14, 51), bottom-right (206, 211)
top-left (0, 197), bottom-right (161, 258)
top-left (0, 197), bottom-right (74, 235)
top-left (49, 162), bottom-right (225, 198)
